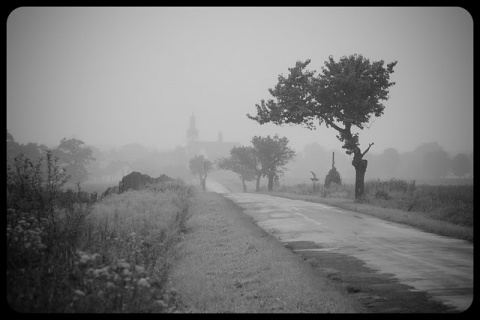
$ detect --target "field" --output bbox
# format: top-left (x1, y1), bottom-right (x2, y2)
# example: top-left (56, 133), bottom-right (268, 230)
top-left (7, 153), bottom-right (473, 312)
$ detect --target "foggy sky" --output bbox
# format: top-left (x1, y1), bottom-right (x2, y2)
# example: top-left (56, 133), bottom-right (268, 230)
top-left (7, 7), bottom-right (473, 156)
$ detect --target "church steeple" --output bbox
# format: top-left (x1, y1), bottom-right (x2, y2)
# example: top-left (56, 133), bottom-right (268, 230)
top-left (186, 113), bottom-right (199, 146)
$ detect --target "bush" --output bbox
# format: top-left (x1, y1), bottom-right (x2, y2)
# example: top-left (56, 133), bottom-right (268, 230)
top-left (375, 190), bottom-right (391, 200)
top-left (7, 152), bottom-right (194, 312)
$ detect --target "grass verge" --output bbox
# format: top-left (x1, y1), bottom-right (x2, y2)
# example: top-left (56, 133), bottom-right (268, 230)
top-left (265, 191), bottom-right (473, 243)
top-left (167, 190), bottom-right (366, 313)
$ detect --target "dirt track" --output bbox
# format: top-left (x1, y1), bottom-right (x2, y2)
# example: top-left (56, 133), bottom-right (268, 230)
top-left (206, 180), bottom-right (473, 313)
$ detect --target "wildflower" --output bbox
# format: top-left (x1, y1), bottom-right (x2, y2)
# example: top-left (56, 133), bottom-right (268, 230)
top-left (117, 260), bottom-right (130, 269)
top-left (79, 253), bottom-right (91, 264)
top-left (134, 265), bottom-right (146, 275)
top-left (91, 253), bottom-right (102, 264)
top-left (155, 300), bottom-right (168, 308)
top-left (74, 290), bottom-right (86, 296)
top-left (93, 266), bottom-right (109, 277)
top-left (137, 278), bottom-right (150, 288)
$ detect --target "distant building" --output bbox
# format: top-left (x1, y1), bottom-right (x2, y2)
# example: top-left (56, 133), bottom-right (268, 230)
top-left (186, 113), bottom-right (240, 160)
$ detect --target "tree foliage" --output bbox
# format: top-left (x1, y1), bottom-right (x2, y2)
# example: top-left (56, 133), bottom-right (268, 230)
top-left (53, 138), bottom-right (95, 184)
top-left (7, 130), bottom-right (48, 165)
top-left (451, 153), bottom-right (469, 178)
top-left (247, 54), bottom-right (397, 198)
top-left (217, 146), bottom-right (256, 192)
top-left (251, 135), bottom-right (295, 191)
top-left (188, 155), bottom-right (214, 191)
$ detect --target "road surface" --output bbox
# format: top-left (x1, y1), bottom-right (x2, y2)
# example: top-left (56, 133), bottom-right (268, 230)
top-left (205, 180), bottom-right (473, 312)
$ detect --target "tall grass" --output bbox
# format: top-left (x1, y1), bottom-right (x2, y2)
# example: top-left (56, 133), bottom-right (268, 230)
top-left (268, 178), bottom-right (473, 229)
top-left (7, 152), bottom-right (195, 313)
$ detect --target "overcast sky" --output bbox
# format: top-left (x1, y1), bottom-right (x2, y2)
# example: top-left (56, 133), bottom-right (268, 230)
top-left (7, 7), bottom-right (473, 156)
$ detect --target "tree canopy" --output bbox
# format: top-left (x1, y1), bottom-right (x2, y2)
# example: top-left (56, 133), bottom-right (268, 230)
top-left (247, 54), bottom-right (397, 156)
top-left (217, 146), bottom-right (256, 192)
top-left (188, 154), bottom-right (214, 191)
top-left (53, 138), bottom-right (95, 184)
top-left (251, 134), bottom-right (295, 191)
top-left (451, 153), bottom-right (469, 178)
top-left (247, 54), bottom-right (397, 198)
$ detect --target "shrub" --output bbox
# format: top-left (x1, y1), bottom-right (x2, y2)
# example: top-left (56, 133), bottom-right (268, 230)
top-left (7, 152), bottom-right (68, 218)
top-left (7, 151), bottom-right (193, 312)
top-left (375, 190), bottom-right (391, 200)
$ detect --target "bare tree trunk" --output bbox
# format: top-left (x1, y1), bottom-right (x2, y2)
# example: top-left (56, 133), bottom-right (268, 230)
top-left (255, 174), bottom-right (261, 192)
top-left (241, 176), bottom-right (246, 193)
top-left (267, 175), bottom-right (274, 191)
top-left (353, 159), bottom-right (368, 199)
top-left (200, 173), bottom-right (207, 191)
top-left (350, 142), bottom-right (373, 200)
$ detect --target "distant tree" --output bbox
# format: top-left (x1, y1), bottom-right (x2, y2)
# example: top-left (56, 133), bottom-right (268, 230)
top-left (251, 135), bottom-right (296, 192)
top-left (247, 54), bottom-right (397, 199)
top-left (217, 146), bottom-right (256, 193)
top-left (422, 149), bottom-right (451, 179)
top-left (53, 138), bottom-right (95, 184)
top-left (310, 171), bottom-right (319, 191)
top-left (451, 153), bottom-right (469, 178)
top-left (7, 131), bottom-right (48, 165)
top-left (20, 143), bottom-right (48, 162)
top-left (467, 152), bottom-right (473, 176)
top-left (7, 130), bottom-right (21, 164)
top-left (189, 155), bottom-right (214, 191)
top-left (377, 148), bottom-right (401, 177)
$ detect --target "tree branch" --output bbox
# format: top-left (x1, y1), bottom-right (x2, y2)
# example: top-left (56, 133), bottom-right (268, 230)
top-left (323, 117), bottom-right (345, 133)
top-left (362, 142), bottom-right (374, 157)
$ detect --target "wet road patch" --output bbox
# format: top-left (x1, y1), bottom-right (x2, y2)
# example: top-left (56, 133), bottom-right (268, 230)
top-left (289, 247), bottom-right (457, 313)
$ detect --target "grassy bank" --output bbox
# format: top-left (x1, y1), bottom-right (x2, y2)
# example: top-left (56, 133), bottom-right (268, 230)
top-left (168, 190), bottom-right (366, 313)
top-left (262, 179), bottom-right (473, 243)
top-left (7, 153), bottom-right (195, 312)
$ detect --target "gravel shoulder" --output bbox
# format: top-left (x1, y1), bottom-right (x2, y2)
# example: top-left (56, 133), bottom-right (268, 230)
top-left (167, 191), bottom-right (366, 313)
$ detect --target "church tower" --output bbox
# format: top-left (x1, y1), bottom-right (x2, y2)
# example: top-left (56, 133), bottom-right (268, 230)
top-left (186, 113), bottom-right (199, 157)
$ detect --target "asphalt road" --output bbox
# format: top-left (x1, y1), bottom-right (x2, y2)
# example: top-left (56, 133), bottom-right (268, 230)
top-left (205, 180), bottom-right (473, 312)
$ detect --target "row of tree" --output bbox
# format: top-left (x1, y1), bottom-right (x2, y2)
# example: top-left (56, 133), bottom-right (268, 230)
top-left (287, 141), bottom-right (473, 184)
top-left (188, 134), bottom-right (295, 192)
top-left (7, 131), bottom-right (95, 185)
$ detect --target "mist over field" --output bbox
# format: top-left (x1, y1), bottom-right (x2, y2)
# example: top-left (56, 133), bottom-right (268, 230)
top-left (7, 7), bottom-right (473, 186)
top-left (6, 7), bottom-right (474, 314)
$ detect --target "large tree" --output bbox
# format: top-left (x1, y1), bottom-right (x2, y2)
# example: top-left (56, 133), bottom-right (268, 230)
top-left (188, 154), bottom-right (214, 191)
top-left (451, 153), bottom-right (469, 178)
top-left (53, 138), bottom-right (95, 184)
top-left (247, 54), bottom-right (397, 198)
top-left (251, 135), bottom-right (295, 192)
top-left (217, 146), bottom-right (256, 193)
